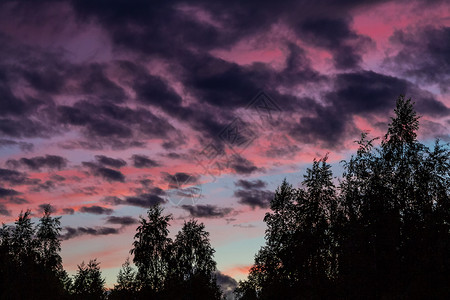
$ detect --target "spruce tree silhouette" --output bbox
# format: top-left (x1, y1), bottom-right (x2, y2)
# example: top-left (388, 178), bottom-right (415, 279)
top-left (235, 96), bottom-right (450, 299)
top-left (109, 257), bottom-right (137, 300)
top-left (72, 259), bottom-right (106, 300)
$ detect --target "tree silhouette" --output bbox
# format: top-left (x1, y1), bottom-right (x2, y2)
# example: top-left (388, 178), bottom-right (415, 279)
top-left (37, 204), bottom-right (63, 273)
top-left (130, 204), bottom-right (172, 297)
top-left (0, 207), bottom-right (70, 299)
top-left (165, 219), bottom-right (222, 300)
top-left (127, 205), bottom-right (222, 299)
top-left (110, 257), bottom-right (137, 300)
top-left (72, 259), bottom-right (106, 300)
top-left (235, 96), bottom-right (450, 299)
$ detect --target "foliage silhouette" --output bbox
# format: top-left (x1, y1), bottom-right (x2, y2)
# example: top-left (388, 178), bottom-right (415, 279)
top-left (72, 259), bottom-right (106, 300)
top-left (0, 206), bottom-right (70, 299)
top-left (109, 257), bottom-right (137, 300)
top-left (130, 205), bottom-right (173, 297)
top-left (235, 96), bottom-right (450, 299)
top-left (129, 205), bottom-right (222, 299)
top-left (1, 95), bottom-right (448, 300)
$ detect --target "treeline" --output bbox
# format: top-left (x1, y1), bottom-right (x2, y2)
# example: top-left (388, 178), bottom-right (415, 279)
top-left (0, 206), bottom-right (223, 299)
top-left (234, 96), bottom-right (450, 299)
top-left (1, 96), bottom-right (449, 299)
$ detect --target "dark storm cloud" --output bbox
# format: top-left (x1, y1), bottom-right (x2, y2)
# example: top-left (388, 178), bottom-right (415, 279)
top-left (0, 168), bottom-right (39, 186)
top-left (29, 180), bottom-right (57, 192)
top-left (124, 58), bottom-right (234, 142)
top-left (294, 17), bottom-right (373, 69)
top-left (134, 73), bottom-right (183, 109)
top-left (0, 204), bottom-right (11, 216)
top-left (0, 187), bottom-right (27, 205)
top-left (235, 179), bottom-right (267, 190)
top-left (179, 53), bottom-right (268, 109)
top-left (0, 187), bottom-right (20, 198)
top-left (62, 226), bottom-right (120, 240)
top-left (50, 174), bottom-right (66, 181)
top-left (131, 154), bottom-right (160, 168)
top-left (329, 71), bottom-right (449, 117)
top-left (95, 155), bottom-right (127, 169)
top-left (387, 26), bottom-right (450, 92)
top-left (57, 99), bottom-right (176, 149)
top-left (80, 64), bottom-right (126, 102)
top-left (286, 70), bottom-right (449, 148)
top-left (124, 193), bottom-right (166, 208)
top-left (265, 142), bottom-right (301, 159)
top-left (105, 216), bottom-right (138, 226)
top-left (0, 118), bottom-right (52, 139)
top-left (62, 208), bottom-right (75, 215)
top-left (6, 155), bottom-right (68, 171)
top-left (0, 0), bottom-right (447, 175)
top-left (101, 196), bottom-right (122, 205)
top-left (234, 189), bottom-right (273, 209)
top-left (0, 78), bottom-right (37, 117)
top-left (163, 172), bottom-right (200, 188)
top-left (59, 139), bottom-right (147, 151)
top-left (68, 0), bottom-right (382, 58)
top-left (102, 192), bottom-right (167, 208)
top-left (229, 155), bottom-right (260, 175)
top-left (0, 139), bottom-right (33, 152)
top-left (82, 162), bottom-right (126, 182)
top-left (234, 179), bottom-right (273, 209)
top-left (181, 204), bottom-right (232, 218)
top-left (79, 205), bottom-right (114, 215)
top-left (72, 186), bottom-right (98, 196)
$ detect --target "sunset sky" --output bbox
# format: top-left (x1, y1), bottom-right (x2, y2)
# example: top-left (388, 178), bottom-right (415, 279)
top-left (0, 0), bottom-right (449, 288)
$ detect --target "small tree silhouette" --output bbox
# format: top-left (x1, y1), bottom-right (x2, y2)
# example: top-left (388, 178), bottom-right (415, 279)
top-left (110, 257), bottom-right (137, 299)
top-left (72, 259), bottom-right (106, 299)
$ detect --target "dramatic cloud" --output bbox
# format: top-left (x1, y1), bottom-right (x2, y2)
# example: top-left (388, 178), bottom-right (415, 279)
top-left (0, 0), bottom-right (448, 286)
top-left (62, 226), bottom-right (120, 240)
top-left (102, 192), bottom-right (167, 208)
top-left (234, 179), bottom-right (273, 209)
top-left (0, 204), bottom-right (11, 216)
top-left (163, 172), bottom-right (200, 188)
top-left (95, 155), bottom-right (127, 169)
top-left (294, 17), bottom-right (373, 69)
top-left (105, 216), bottom-right (138, 226)
top-left (181, 204), bottom-right (232, 218)
top-left (387, 26), bottom-right (450, 92)
top-left (6, 155), bottom-right (68, 171)
top-left (29, 180), bottom-right (57, 192)
top-left (82, 162), bottom-right (126, 182)
top-left (229, 155), bottom-right (260, 175)
top-left (0, 168), bottom-right (38, 186)
top-left (62, 208), bottom-right (75, 215)
top-left (123, 193), bottom-right (166, 208)
top-left (0, 139), bottom-right (33, 152)
top-left (0, 187), bottom-right (20, 198)
top-left (235, 179), bottom-right (267, 190)
top-left (79, 205), bottom-right (114, 215)
top-left (131, 154), bottom-right (160, 168)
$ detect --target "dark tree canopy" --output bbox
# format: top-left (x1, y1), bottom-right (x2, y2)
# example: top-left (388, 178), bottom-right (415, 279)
top-left (0, 206), bottom-right (71, 299)
top-left (235, 96), bottom-right (450, 299)
top-left (72, 259), bottom-right (106, 300)
top-left (129, 205), bottom-right (222, 299)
